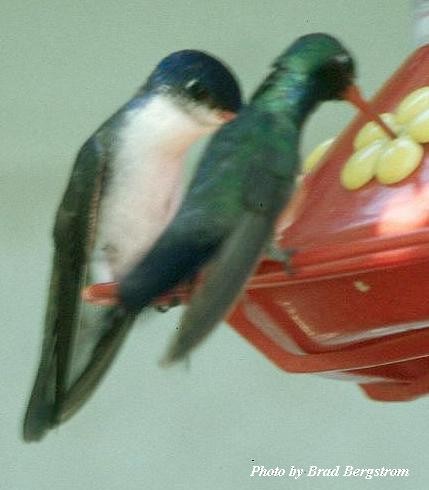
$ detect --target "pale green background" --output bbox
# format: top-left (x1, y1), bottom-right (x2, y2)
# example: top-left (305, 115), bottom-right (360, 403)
top-left (1, 1), bottom-right (427, 489)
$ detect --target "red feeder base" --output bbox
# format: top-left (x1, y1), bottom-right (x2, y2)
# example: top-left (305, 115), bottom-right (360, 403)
top-left (227, 45), bottom-right (429, 402)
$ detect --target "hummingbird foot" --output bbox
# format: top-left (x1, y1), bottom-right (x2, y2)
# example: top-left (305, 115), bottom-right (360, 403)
top-left (282, 248), bottom-right (297, 275)
top-left (154, 279), bottom-right (196, 312)
top-left (154, 295), bottom-right (182, 313)
top-left (266, 244), bottom-right (297, 275)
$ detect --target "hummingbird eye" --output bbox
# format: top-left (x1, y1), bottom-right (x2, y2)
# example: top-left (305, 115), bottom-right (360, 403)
top-left (313, 53), bottom-right (355, 100)
top-left (185, 78), bottom-right (210, 102)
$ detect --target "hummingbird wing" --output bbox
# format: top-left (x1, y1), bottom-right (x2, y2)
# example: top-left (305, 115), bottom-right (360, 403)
top-left (162, 211), bottom-right (274, 364)
top-left (162, 153), bottom-right (298, 364)
top-left (23, 134), bottom-right (129, 441)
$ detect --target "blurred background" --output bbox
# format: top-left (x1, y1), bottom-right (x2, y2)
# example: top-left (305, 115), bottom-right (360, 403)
top-left (2, 1), bottom-right (427, 489)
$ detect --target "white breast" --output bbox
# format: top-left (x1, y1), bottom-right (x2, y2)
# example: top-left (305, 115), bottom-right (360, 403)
top-left (91, 95), bottom-right (217, 281)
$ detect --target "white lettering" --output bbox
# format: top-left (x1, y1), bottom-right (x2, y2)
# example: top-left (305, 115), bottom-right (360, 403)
top-left (289, 466), bottom-right (303, 479)
top-left (307, 466), bottom-right (339, 477)
top-left (250, 465), bottom-right (261, 477)
top-left (250, 465), bottom-right (288, 477)
top-left (343, 466), bottom-right (409, 478)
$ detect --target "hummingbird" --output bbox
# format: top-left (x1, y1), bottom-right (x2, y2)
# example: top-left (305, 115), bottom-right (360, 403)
top-left (23, 50), bottom-right (242, 442)
top-left (111, 34), bottom-right (362, 363)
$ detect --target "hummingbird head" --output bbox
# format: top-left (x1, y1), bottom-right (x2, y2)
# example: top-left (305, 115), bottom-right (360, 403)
top-left (142, 50), bottom-right (242, 124)
top-left (277, 33), bottom-right (356, 101)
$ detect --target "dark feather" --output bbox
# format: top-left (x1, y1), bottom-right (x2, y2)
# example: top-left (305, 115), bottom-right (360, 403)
top-left (119, 222), bottom-right (222, 313)
top-left (57, 309), bottom-right (135, 423)
top-left (23, 136), bottom-right (108, 441)
top-left (162, 211), bottom-right (276, 364)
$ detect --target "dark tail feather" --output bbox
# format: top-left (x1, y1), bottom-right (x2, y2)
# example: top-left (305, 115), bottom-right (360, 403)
top-left (22, 348), bottom-right (57, 442)
top-left (23, 259), bottom-right (62, 442)
top-left (23, 309), bottom-right (135, 438)
top-left (56, 308), bottom-right (135, 424)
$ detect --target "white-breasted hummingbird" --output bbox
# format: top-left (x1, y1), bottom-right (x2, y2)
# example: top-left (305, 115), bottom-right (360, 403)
top-left (23, 50), bottom-right (242, 442)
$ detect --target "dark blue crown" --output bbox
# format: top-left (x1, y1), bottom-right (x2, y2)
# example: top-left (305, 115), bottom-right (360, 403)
top-left (144, 50), bottom-right (242, 113)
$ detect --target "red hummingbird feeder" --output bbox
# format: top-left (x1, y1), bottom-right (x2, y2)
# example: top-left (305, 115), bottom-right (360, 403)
top-left (85, 4), bottom-right (429, 402)
top-left (227, 5), bottom-right (429, 402)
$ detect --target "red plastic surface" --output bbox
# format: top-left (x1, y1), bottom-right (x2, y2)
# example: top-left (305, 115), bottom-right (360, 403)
top-left (227, 46), bottom-right (429, 401)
